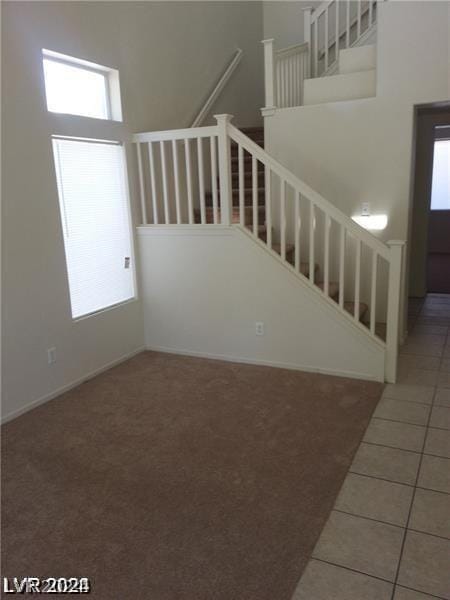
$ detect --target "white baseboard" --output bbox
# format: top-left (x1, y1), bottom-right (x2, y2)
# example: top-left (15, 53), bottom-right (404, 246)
top-left (1, 347), bottom-right (146, 425)
top-left (145, 344), bottom-right (383, 383)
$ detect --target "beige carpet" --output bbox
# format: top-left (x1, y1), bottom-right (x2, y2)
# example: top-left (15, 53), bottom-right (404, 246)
top-left (2, 351), bottom-right (382, 599)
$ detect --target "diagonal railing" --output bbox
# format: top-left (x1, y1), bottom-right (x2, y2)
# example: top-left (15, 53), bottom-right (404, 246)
top-left (133, 114), bottom-right (405, 383)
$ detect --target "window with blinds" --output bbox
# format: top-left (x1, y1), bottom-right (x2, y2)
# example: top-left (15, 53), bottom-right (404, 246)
top-left (52, 137), bottom-right (136, 319)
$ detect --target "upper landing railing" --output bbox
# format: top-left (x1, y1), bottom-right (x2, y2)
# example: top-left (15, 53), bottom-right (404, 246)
top-left (262, 0), bottom-right (380, 113)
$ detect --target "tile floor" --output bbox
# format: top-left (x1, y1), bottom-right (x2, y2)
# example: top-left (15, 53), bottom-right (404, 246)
top-left (292, 294), bottom-right (450, 600)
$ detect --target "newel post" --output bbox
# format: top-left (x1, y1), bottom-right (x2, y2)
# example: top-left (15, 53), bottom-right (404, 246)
top-left (303, 7), bottom-right (313, 78)
top-left (214, 114), bottom-right (233, 227)
top-left (385, 240), bottom-right (406, 383)
top-left (261, 39), bottom-right (276, 116)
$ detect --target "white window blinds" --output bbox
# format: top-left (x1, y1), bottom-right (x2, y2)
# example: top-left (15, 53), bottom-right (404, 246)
top-left (52, 137), bottom-right (135, 319)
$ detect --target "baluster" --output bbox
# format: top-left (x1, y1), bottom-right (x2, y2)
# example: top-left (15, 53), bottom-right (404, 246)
top-left (284, 59), bottom-right (288, 107)
top-left (136, 143), bottom-right (148, 225)
top-left (297, 53), bottom-right (302, 105)
top-left (197, 137), bottom-right (205, 224)
top-left (354, 239), bottom-right (361, 320)
top-left (252, 156), bottom-right (258, 236)
top-left (294, 191), bottom-right (301, 271)
top-left (278, 58), bottom-right (284, 108)
top-left (280, 179), bottom-right (286, 260)
top-left (172, 140), bottom-right (181, 224)
top-left (324, 214), bottom-right (330, 297)
top-left (335, 0), bottom-right (340, 64)
top-left (339, 226), bottom-right (345, 308)
top-left (238, 145), bottom-right (244, 227)
top-left (288, 58), bottom-right (291, 107)
top-left (210, 136), bottom-right (218, 225)
top-left (262, 39), bottom-right (276, 111)
top-left (357, 1), bottom-right (362, 38)
top-left (346, 0), bottom-right (350, 47)
top-left (309, 202), bottom-right (315, 283)
top-left (290, 55), bottom-right (294, 107)
top-left (301, 52), bottom-right (307, 104)
top-left (148, 142), bottom-right (159, 225)
top-left (276, 61), bottom-right (281, 108)
top-left (314, 19), bottom-right (319, 76)
top-left (160, 141), bottom-right (169, 224)
top-left (325, 7), bottom-right (329, 72)
top-left (303, 6), bottom-right (312, 78)
top-left (370, 250), bottom-right (378, 334)
top-left (184, 138), bottom-right (194, 224)
top-left (265, 166), bottom-right (272, 249)
top-left (385, 241), bottom-right (405, 383)
top-left (292, 55), bottom-right (296, 106)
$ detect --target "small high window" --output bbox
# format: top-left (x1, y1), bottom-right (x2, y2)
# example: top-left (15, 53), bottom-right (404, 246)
top-left (42, 50), bottom-right (122, 121)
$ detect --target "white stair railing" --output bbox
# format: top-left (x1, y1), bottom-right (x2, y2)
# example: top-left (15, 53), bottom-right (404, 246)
top-left (133, 115), bottom-right (405, 383)
top-left (262, 0), bottom-right (379, 112)
top-left (262, 40), bottom-right (309, 113)
top-left (307, 0), bottom-right (378, 78)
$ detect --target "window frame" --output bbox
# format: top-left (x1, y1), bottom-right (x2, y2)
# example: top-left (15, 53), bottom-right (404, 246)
top-left (42, 49), bottom-right (122, 122)
top-left (51, 135), bottom-right (138, 321)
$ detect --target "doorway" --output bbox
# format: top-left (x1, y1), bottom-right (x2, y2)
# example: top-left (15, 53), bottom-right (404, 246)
top-left (408, 104), bottom-right (450, 301)
top-left (427, 135), bottom-right (450, 293)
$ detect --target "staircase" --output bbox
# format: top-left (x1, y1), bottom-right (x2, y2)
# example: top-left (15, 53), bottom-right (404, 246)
top-left (132, 0), bottom-right (405, 383)
top-left (197, 125), bottom-right (371, 327)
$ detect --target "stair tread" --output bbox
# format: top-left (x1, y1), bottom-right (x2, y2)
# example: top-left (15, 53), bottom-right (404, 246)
top-left (316, 281), bottom-right (340, 299)
top-left (272, 243), bottom-right (294, 255)
top-left (344, 301), bottom-right (369, 319)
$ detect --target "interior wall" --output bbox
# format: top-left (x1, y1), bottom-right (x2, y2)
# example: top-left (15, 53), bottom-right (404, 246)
top-left (408, 108), bottom-right (450, 298)
top-left (1, 1), bottom-right (264, 422)
top-left (139, 228), bottom-right (385, 382)
top-left (263, 1), bottom-right (320, 49)
top-left (265, 1), bottom-right (450, 337)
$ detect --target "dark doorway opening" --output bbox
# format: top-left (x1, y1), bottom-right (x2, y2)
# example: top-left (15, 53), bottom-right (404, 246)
top-left (408, 103), bottom-right (450, 302)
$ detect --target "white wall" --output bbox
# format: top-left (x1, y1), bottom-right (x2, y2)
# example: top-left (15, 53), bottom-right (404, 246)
top-left (138, 227), bottom-right (385, 382)
top-left (265, 1), bottom-right (449, 333)
top-left (1, 1), bottom-right (264, 421)
top-left (263, 1), bottom-right (320, 49)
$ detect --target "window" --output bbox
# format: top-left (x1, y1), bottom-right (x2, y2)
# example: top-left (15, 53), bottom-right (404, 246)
top-left (42, 50), bottom-right (121, 120)
top-left (52, 137), bottom-right (135, 319)
top-left (431, 139), bottom-right (450, 210)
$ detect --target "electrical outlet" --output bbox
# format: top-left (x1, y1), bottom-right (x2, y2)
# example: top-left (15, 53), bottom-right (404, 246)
top-left (361, 202), bottom-right (371, 216)
top-left (255, 321), bottom-right (264, 336)
top-left (47, 347), bottom-right (57, 365)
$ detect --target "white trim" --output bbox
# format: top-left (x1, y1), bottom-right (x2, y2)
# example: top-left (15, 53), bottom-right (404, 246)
top-left (144, 345), bottom-right (382, 383)
top-left (276, 42), bottom-right (309, 59)
top-left (137, 225), bottom-right (233, 237)
top-left (1, 347), bottom-right (146, 425)
top-left (261, 106), bottom-right (277, 117)
top-left (133, 126), bottom-right (218, 143)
